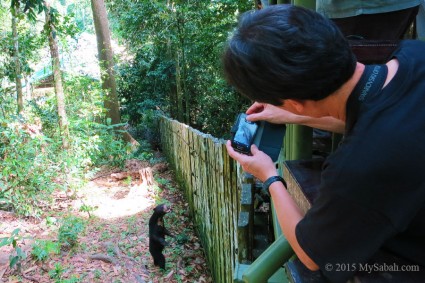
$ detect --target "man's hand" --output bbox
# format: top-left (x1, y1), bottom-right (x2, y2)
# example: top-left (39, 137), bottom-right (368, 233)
top-left (245, 102), bottom-right (302, 124)
top-left (245, 102), bottom-right (345, 133)
top-left (226, 140), bottom-right (277, 182)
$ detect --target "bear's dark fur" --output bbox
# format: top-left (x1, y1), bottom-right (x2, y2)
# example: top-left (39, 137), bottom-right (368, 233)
top-left (149, 204), bottom-right (173, 269)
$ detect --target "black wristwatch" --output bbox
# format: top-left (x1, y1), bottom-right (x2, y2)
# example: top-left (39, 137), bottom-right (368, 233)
top-left (262, 176), bottom-right (287, 196)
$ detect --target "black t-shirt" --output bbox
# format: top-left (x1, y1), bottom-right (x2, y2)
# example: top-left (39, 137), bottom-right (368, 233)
top-left (295, 40), bottom-right (425, 283)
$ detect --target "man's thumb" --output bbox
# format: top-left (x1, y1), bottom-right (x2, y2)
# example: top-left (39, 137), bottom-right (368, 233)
top-left (250, 144), bottom-right (260, 154)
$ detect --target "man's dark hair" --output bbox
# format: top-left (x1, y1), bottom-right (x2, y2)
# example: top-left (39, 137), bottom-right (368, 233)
top-left (223, 5), bottom-right (356, 105)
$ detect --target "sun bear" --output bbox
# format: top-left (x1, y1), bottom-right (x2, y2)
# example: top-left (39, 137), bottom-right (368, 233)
top-left (148, 204), bottom-right (173, 269)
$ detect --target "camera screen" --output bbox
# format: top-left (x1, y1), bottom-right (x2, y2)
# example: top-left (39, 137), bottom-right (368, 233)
top-left (234, 118), bottom-right (258, 146)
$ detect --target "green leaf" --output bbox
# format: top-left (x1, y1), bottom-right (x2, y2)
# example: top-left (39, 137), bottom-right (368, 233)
top-left (9, 255), bottom-right (19, 268)
top-left (0, 237), bottom-right (9, 248)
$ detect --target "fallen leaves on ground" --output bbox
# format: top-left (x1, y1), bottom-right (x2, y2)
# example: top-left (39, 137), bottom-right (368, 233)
top-left (0, 156), bottom-right (212, 283)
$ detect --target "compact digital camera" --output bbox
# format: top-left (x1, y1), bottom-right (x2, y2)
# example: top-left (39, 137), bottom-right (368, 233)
top-left (230, 113), bottom-right (286, 162)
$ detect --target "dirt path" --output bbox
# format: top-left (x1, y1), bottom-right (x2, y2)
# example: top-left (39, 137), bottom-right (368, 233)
top-left (0, 159), bottom-right (212, 283)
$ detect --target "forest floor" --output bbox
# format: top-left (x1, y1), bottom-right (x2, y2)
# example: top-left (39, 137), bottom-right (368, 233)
top-left (0, 155), bottom-right (212, 283)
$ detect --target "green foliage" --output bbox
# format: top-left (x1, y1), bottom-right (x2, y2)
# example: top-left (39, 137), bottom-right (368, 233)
top-left (0, 116), bottom-right (62, 216)
top-left (48, 262), bottom-right (80, 283)
top-left (155, 176), bottom-right (176, 193)
top-left (43, 5), bottom-right (80, 38)
top-left (2, 75), bottom-right (131, 217)
top-left (67, 0), bottom-right (94, 33)
top-left (100, 231), bottom-right (111, 241)
top-left (175, 233), bottom-right (189, 245)
top-left (57, 215), bottom-right (85, 249)
top-left (0, 0), bottom-right (129, 218)
top-left (109, 0), bottom-right (253, 139)
top-left (129, 105), bottom-right (162, 149)
top-left (1, 0), bottom-right (253, 220)
top-left (14, 0), bottom-right (45, 22)
top-left (0, 88), bottom-right (17, 117)
top-left (0, 3), bottom-right (44, 83)
top-left (0, 229), bottom-right (26, 270)
top-left (93, 269), bottom-right (102, 279)
top-left (29, 96), bottom-right (59, 133)
top-left (46, 216), bottom-right (59, 227)
top-left (79, 203), bottom-right (95, 217)
top-left (31, 239), bottom-right (60, 262)
top-left (63, 75), bottom-right (130, 168)
top-left (48, 263), bottom-right (65, 280)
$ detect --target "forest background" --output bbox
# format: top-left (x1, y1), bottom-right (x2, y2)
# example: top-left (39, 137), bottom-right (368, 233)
top-left (0, 0), bottom-right (253, 218)
top-left (0, 0), bottom-right (253, 281)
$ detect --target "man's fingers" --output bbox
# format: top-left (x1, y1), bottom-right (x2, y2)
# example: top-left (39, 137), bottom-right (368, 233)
top-left (246, 113), bottom-right (260, 122)
top-left (226, 140), bottom-right (250, 164)
top-left (226, 140), bottom-right (243, 160)
top-left (246, 102), bottom-right (259, 114)
top-left (246, 102), bottom-right (264, 115)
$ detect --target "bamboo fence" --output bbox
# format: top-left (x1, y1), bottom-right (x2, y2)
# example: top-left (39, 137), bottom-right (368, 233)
top-left (159, 116), bottom-right (240, 283)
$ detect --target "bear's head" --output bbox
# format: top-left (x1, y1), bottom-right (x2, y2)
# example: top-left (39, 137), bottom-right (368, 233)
top-left (153, 203), bottom-right (171, 217)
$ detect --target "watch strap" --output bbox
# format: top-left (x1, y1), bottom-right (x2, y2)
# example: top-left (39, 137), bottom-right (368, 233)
top-left (262, 176), bottom-right (287, 196)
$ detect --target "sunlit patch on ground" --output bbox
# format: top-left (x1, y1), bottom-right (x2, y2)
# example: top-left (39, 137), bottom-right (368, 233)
top-left (76, 182), bottom-right (155, 220)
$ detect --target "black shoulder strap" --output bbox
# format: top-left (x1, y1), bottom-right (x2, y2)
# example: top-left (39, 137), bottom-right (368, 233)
top-left (345, 64), bottom-right (388, 135)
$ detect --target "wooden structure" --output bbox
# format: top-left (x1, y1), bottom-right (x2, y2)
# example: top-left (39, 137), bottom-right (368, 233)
top-left (159, 116), bottom-right (240, 283)
top-left (160, 116), bottom-right (291, 282)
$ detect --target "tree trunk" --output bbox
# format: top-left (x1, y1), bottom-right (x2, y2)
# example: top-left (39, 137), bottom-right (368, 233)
top-left (175, 50), bottom-right (184, 122)
top-left (90, 0), bottom-right (121, 126)
top-left (181, 38), bottom-right (189, 125)
top-left (167, 39), bottom-right (178, 119)
top-left (175, 9), bottom-right (189, 124)
top-left (11, 3), bottom-right (23, 114)
top-left (45, 4), bottom-right (70, 149)
top-left (25, 77), bottom-right (32, 100)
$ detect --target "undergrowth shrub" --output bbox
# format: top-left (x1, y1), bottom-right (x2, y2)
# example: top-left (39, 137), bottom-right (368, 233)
top-left (31, 239), bottom-right (60, 261)
top-left (69, 120), bottom-right (129, 169)
top-left (0, 117), bottom-right (61, 216)
top-left (128, 101), bottom-right (162, 150)
top-left (64, 75), bottom-right (130, 168)
top-left (0, 75), bottom-right (131, 216)
top-left (0, 229), bottom-right (26, 270)
top-left (58, 215), bottom-right (85, 250)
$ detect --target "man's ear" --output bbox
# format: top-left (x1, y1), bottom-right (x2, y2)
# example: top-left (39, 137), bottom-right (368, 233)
top-left (285, 99), bottom-right (305, 114)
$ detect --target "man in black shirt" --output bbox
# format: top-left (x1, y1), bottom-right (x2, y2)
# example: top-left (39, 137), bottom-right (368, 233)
top-left (223, 5), bottom-right (425, 282)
